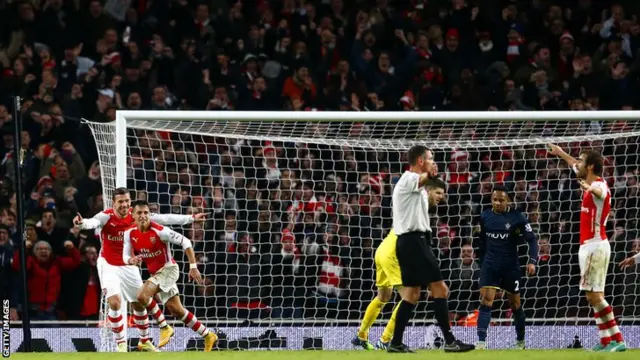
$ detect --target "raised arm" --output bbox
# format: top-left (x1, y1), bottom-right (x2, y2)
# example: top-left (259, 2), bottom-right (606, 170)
top-left (547, 144), bottom-right (578, 168)
top-left (405, 169), bottom-right (437, 193)
top-left (58, 243), bottom-right (82, 271)
top-left (76, 211), bottom-right (110, 230)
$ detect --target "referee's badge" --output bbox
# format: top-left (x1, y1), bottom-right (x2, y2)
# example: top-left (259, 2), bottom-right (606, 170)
top-left (505, 223), bottom-right (511, 230)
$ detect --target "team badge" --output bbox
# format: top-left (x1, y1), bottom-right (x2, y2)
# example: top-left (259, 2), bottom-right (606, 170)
top-left (505, 223), bottom-right (511, 230)
top-left (150, 236), bottom-right (156, 244)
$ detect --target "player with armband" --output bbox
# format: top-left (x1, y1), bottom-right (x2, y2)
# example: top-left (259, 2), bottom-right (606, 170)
top-left (352, 178), bottom-right (447, 350)
top-left (548, 144), bottom-right (626, 352)
top-left (123, 200), bottom-right (218, 351)
top-left (73, 187), bottom-right (207, 352)
top-left (475, 186), bottom-right (537, 350)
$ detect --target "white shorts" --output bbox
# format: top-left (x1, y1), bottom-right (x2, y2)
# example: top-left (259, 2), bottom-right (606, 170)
top-left (578, 240), bottom-right (611, 292)
top-left (97, 257), bottom-right (144, 302)
top-left (148, 263), bottom-right (180, 305)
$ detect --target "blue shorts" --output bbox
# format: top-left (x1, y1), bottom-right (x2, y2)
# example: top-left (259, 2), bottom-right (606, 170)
top-left (479, 265), bottom-right (522, 294)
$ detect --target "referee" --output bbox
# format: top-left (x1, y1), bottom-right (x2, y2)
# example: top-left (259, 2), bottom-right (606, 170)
top-left (389, 145), bottom-right (474, 353)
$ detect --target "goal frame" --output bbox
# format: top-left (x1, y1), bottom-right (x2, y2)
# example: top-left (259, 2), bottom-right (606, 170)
top-left (108, 109), bottom-right (639, 326)
top-left (113, 109), bottom-right (636, 189)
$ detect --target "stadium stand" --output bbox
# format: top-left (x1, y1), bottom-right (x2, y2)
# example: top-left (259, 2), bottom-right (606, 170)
top-left (2, 0), bottom-right (640, 338)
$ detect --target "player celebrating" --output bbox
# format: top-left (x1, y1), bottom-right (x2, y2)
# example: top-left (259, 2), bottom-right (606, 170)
top-left (74, 187), bottom-right (207, 352)
top-left (548, 144), bottom-right (626, 352)
top-left (352, 178), bottom-right (447, 350)
top-left (123, 200), bottom-right (218, 351)
top-left (389, 145), bottom-right (474, 353)
top-left (475, 186), bottom-right (537, 350)
top-left (619, 252), bottom-right (640, 269)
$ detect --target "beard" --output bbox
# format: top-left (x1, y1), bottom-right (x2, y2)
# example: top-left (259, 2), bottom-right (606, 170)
top-left (479, 41), bottom-right (493, 52)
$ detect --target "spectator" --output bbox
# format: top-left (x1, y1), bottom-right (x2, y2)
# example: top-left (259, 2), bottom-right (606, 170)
top-left (12, 239), bottom-right (81, 320)
top-left (450, 244), bottom-right (480, 317)
top-left (0, 224), bottom-right (13, 304)
top-left (60, 244), bottom-right (101, 320)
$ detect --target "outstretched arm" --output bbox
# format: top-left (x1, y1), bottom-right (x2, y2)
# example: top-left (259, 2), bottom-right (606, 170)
top-left (579, 179), bottom-right (607, 200)
top-left (548, 144), bottom-right (578, 168)
top-left (619, 253), bottom-right (640, 269)
top-left (76, 211), bottom-right (110, 230)
top-left (150, 213), bottom-right (207, 226)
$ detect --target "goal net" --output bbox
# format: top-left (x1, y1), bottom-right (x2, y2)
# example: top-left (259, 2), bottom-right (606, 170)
top-left (85, 111), bottom-right (640, 350)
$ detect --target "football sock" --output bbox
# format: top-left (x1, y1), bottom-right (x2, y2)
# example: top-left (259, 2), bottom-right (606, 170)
top-left (390, 300), bottom-right (415, 347)
top-left (108, 308), bottom-right (126, 344)
top-left (513, 306), bottom-right (526, 342)
top-left (380, 302), bottom-right (400, 343)
top-left (434, 298), bottom-right (456, 345)
top-left (477, 304), bottom-right (492, 342)
top-left (595, 300), bottom-right (623, 344)
top-left (146, 299), bottom-right (168, 328)
top-left (181, 311), bottom-right (210, 337)
top-left (357, 297), bottom-right (386, 340)
top-left (133, 309), bottom-right (150, 343)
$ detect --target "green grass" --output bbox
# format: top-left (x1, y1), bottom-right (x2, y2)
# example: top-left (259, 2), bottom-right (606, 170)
top-left (7, 350), bottom-right (640, 360)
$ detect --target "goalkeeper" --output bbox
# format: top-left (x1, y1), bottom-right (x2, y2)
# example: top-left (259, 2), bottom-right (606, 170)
top-left (475, 185), bottom-right (537, 350)
top-left (352, 178), bottom-right (447, 350)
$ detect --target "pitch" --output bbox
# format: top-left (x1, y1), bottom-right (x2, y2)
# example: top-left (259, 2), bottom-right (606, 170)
top-left (8, 350), bottom-right (639, 360)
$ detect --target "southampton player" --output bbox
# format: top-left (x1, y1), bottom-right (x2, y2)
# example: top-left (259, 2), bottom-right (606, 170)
top-left (352, 178), bottom-right (447, 350)
top-left (389, 145), bottom-right (474, 353)
top-left (476, 186), bottom-right (537, 350)
top-left (548, 144), bottom-right (626, 352)
top-left (73, 187), bottom-right (207, 351)
top-left (123, 200), bottom-right (218, 351)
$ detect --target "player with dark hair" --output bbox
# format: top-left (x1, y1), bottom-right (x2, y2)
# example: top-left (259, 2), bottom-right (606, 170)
top-left (73, 188), bottom-right (208, 351)
top-left (476, 185), bottom-right (537, 350)
top-left (352, 178), bottom-right (447, 350)
top-left (389, 145), bottom-right (474, 353)
top-left (124, 200), bottom-right (218, 351)
top-left (548, 144), bottom-right (626, 352)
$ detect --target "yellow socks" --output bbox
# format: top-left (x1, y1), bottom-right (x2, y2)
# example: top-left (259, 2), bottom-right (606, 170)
top-left (380, 301), bottom-right (400, 343)
top-left (357, 297), bottom-right (386, 340)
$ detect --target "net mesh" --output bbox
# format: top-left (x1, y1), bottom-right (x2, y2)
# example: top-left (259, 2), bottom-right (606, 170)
top-left (86, 116), bottom-right (640, 331)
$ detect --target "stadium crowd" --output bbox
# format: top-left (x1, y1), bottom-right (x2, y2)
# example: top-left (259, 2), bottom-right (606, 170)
top-left (1, 0), bottom-right (640, 324)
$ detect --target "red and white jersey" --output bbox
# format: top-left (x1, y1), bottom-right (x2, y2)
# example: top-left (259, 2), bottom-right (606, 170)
top-left (317, 249), bottom-right (349, 298)
top-left (122, 222), bottom-right (192, 275)
top-left (579, 178), bottom-right (611, 245)
top-left (79, 209), bottom-right (195, 266)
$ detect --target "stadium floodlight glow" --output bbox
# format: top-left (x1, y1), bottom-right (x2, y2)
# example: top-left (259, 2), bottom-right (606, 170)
top-left (83, 110), bottom-right (640, 351)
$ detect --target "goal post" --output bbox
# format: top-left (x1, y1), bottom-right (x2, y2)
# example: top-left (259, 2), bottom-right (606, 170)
top-left (84, 110), bottom-right (640, 350)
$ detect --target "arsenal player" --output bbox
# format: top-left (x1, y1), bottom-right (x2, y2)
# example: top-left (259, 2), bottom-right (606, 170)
top-left (73, 188), bottom-right (207, 352)
top-left (548, 144), bottom-right (626, 352)
top-left (123, 200), bottom-right (218, 352)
